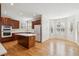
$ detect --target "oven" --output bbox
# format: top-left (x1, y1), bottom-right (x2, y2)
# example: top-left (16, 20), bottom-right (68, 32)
top-left (1, 25), bottom-right (12, 38)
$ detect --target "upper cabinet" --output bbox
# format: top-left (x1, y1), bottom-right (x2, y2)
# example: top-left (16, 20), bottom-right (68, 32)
top-left (0, 17), bottom-right (19, 29)
top-left (9, 19), bottom-right (19, 29)
top-left (32, 15), bottom-right (41, 29)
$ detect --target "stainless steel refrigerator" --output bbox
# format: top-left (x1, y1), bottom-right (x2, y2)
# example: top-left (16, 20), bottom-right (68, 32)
top-left (34, 25), bottom-right (42, 42)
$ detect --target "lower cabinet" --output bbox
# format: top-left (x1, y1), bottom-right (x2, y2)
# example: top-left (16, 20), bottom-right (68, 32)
top-left (0, 34), bottom-right (16, 43)
top-left (17, 35), bottom-right (35, 49)
top-left (0, 37), bottom-right (13, 43)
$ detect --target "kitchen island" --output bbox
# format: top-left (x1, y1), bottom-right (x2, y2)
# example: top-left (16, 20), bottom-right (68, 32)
top-left (15, 32), bottom-right (36, 49)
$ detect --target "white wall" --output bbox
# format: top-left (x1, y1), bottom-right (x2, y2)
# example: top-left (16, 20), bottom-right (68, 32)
top-left (50, 18), bottom-right (67, 38)
top-left (66, 16), bottom-right (76, 41)
top-left (41, 15), bottom-right (68, 42)
top-left (50, 16), bottom-right (76, 40)
top-left (42, 14), bottom-right (79, 43)
top-left (41, 14), bottom-right (72, 42)
top-left (42, 15), bottom-right (50, 42)
top-left (54, 15), bottom-right (79, 44)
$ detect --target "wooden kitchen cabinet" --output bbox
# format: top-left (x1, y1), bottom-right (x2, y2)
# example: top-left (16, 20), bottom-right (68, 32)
top-left (32, 15), bottom-right (41, 29)
top-left (0, 17), bottom-right (19, 29)
top-left (1, 17), bottom-right (8, 25)
top-left (13, 20), bottom-right (19, 29)
top-left (32, 20), bottom-right (41, 29)
top-left (0, 3), bottom-right (1, 17)
top-left (0, 37), bottom-right (13, 43)
top-left (28, 36), bottom-right (35, 48)
top-left (1, 17), bottom-right (11, 25)
top-left (0, 17), bottom-right (2, 25)
top-left (0, 33), bottom-right (16, 43)
top-left (17, 35), bottom-right (35, 49)
top-left (9, 19), bottom-right (19, 29)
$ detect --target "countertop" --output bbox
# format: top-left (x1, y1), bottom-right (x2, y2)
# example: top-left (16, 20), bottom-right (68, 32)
top-left (0, 43), bottom-right (7, 55)
top-left (15, 32), bottom-right (36, 36)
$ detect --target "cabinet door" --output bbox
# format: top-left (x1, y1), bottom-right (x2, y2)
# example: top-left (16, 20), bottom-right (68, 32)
top-left (6, 18), bottom-right (11, 26)
top-left (0, 17), bottom-right (2, 25)
top-left (1, 17), bottom-right (7, 25)
top-left (1, 37), bottom-right (13, 43)
top-left (28, 36), bottom-right (35, 48)
top-left (14, 20), bottom-right (19, 28)
top-left (11, 20), bottom-right (15, 28)
top-left (9, 19), bottom-right (19, 29)
top-left (1, 17), bottom-right (19, 29)
top-left (1, 17), bottom-right (9, 25)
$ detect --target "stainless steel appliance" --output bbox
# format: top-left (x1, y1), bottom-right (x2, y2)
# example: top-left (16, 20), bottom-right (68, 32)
top-left (34, 25), bottom-right (41, 42)
top-left (1, 25), bottom-right (12, 38)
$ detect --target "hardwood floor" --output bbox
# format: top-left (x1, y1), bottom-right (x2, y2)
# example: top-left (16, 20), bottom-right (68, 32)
top-left (2, 38), bottom-right (79, 56)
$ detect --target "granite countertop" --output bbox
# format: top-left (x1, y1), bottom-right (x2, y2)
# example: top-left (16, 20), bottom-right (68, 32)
top-left (0, 43), bottom-right (7, 55)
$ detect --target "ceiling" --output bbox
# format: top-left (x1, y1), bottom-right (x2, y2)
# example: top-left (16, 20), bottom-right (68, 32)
top-left (1, 3), bottom-right (79, 20)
